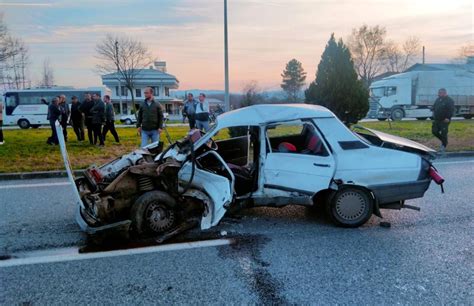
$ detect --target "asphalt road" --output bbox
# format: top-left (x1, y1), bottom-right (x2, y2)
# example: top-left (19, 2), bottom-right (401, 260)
top-left (0, 158), bottom-right (473, 304)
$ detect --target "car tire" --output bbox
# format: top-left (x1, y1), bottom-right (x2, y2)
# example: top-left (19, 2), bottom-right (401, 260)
top-left (18, 119), bottom-right (30, 129)
top-left (463, 115), bottom-right (473, 119)
top-left (416, 117), bottom-right (428, 120)
top-left (31, 125), bottom-right (41, 129)
top-left (377, 118), bottom-right (387, 121)
top-left (125, 119), bottom-right (132, 125)
top-left (130, 190), bottom-right (178, 235)
top-left (390, 108), bottom-right (404, 121)
top-left (328, 187), bottom-right (373, 228)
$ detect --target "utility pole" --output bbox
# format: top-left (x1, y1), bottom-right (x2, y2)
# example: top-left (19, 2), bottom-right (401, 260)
top-left (422, 46), bottom-right (425, 64)
top-left (115, 40), bottom-right (123, 115)
top-left (224, 0), bottom-right (230, 111)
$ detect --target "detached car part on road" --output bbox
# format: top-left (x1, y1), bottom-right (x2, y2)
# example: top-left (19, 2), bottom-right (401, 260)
top-left (57, 104), bottom-right (445, 239)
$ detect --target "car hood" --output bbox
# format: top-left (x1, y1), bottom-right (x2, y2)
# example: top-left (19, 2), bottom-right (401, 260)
top-left (354, 125), bottom-right (436, 158)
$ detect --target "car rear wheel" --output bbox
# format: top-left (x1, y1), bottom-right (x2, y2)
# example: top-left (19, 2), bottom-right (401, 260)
top-left (131, 191), bottom-right (178, 235)
top-left (463, 115), bottom-right (473, 119)
top-left (329, 187), bottom-right (373, 227)
top-left (377, 118), bottom-right (387, 121)
top-left (125, 119), bottom-right (132, 125)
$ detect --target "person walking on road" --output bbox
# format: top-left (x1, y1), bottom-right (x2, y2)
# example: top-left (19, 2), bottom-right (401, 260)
top-left (80, 93), bottom-right (95, 144)
top-left (90, 93), bottom-right (105, 146)
top-left (46, 97), bottom-right (61, 145)
top-left (102, 95), bottom-right (120, 143)
top-left (183, 93), bottom-right (197, 129)
top-left (137, 87), bottom-right (163, 148)
top-left (70, 96), bottom-right (85, 141)
top-left (0, 100), bottom-right (4, 145)
top-left (195, 93), bottom-right (210, 132)
top-left (432, 88), bottom-right (455, 152)
top-left (58, 95), bottom-right (70, 142)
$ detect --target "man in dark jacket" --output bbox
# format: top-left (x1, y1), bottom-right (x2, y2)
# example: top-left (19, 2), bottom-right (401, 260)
top-left (80, 93), bottom-right (95, 144)
top-left (47, 97), bottom-right (61, 145)
top-left (102, 95), bottom-right (120, 143)
top-left (137, 87), bottom-right (163, 147)
top-left (70, 96), bottom-right (84, 141)
top-left (58, 95), bottom-right (70, 142)
top-left (90, 93), bottom-right (106, 146)
top-left (432, 88), bottom-right (455, 152)
top-left (183, 93), bottom-right (197, 129)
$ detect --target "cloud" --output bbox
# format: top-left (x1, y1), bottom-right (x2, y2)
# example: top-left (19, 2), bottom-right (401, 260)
top-left (0, 2), bottom-right (53, 6)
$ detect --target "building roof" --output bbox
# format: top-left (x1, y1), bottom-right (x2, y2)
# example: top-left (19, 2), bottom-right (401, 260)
top-left (405, 63), bottom-right (473, 72)
top-left (101, 68), bottom-right (179, 86)
top-left (216, 104), bottom-right (335, 128)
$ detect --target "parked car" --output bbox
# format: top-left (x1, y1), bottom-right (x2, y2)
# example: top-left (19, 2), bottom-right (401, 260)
top-left (120, 112), bottom-right (169, 125)
top-left (57, 104), bottom-right (444, 240)
top-left (119, 114), bottom-right (137, 125)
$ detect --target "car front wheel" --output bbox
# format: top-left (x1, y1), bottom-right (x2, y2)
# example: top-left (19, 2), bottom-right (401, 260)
top-left (131, 191), bottom-right (178, 235)
top-left (125, 119), bottom-right (132, 125)
top-left (329, 187), bottom-right (373, 227)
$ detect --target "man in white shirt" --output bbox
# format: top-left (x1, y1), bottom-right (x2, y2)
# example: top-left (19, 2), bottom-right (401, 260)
top-left (195, 93), bottom-right (210, 131)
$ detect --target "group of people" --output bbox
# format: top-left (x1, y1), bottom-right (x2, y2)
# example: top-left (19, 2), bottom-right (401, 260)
top-left (181, 93), bottom-right (212, 131)
top-left (46, 93), bottom-right (119, 146)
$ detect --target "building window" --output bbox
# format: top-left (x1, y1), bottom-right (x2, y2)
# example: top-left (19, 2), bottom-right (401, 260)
top-left (121, 87), bottom-right (128, 96)
top-left (135, 88), bottom-right (141, 97)
top-left (115, 86), bottom-right (119, 96)
top-left (165, 87), bottom-right (170, 97)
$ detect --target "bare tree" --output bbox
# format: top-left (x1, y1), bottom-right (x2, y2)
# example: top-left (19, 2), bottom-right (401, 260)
top-left (241, 80), bottom-right (262, 107)
top-left (451, 43), bottom-right (474, 65)
top-left (384, 36), bottom-right (420, 72)
top-left (95, 34), bottom-right (155, 114)
top-left (40, 58), bottom-right (55, 87)
top-left (348, 24), bottom-right (387, 86)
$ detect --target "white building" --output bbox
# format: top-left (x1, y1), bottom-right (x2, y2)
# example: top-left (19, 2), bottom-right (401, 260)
top-left (101, 61), bottom-right (182, 116)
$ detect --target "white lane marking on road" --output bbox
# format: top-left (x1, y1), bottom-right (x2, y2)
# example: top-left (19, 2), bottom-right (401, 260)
top-left (0, 239), bottom-right (233, 268)
top-left (434, 160), bottom-right (474, 165)
top-left (0, 182), bottom-right (70, 189)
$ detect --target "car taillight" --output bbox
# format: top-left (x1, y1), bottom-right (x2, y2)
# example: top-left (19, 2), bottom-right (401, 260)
top-left (88, 168), bottom-right (103, 183)
top-left (429, 166), bottom-right (444, 185)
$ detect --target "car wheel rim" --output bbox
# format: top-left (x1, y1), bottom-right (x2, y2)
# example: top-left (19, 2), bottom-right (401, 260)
top-left (335, 191), bottom-right (367, 221)
top-left (145, 202), bottom-right (175, 233)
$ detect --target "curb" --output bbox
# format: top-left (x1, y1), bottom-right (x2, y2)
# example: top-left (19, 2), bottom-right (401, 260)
top-left (0, 170), bottom-right (85, 181)
top-left (1, 151), bottom-right (473, 181)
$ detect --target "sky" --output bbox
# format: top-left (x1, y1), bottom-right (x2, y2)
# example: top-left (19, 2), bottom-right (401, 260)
top-left (1, 0), bottom-right (472, 92)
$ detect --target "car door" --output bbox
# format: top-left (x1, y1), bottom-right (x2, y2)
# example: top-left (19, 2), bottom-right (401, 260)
top-left (263, 120), bottom-right (336, 194)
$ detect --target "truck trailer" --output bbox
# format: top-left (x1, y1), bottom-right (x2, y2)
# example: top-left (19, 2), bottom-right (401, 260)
top-left (368, 68), bottom-right (474, 121)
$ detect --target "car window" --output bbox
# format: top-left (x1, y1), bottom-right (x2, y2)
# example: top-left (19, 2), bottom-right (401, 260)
top-left (266, 120), bottom-right (328, 156)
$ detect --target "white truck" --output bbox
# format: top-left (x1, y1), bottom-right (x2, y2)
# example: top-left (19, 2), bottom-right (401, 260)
top-left (368, 69), bottom-right (474, 121)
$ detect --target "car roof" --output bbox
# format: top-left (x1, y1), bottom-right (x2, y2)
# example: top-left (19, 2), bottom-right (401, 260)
top-left (216, 104), bottom-right (335, 128)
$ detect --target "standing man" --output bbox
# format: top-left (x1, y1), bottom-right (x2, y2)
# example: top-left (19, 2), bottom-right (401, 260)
top-left (58, 95), bottom-right (70, 142)
top-left (195, 93), bottom-right (210, 131)
top-left (0, 99), bottom-right (4, 145)
top-left (102, 95), bottom-right (120, 143)
top-left (183, 93), bottom-right (197, 129)
top-left (137, 87), bottom-right (163, 148)
top-left (80, 93), bottom-right (95, 144)
top-left (70, 96), bottom-right (85, 141)
top-left (46, 97), bottom-right (61, 145)
top-left (90, 93), bottom-right (105, 146)
top-left (432, 88), bottom-right (455, 152)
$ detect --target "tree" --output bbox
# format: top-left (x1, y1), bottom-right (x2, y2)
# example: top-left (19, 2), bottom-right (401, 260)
top-left (347, 24), bottom-right (387, 86)
top-left (95, 34), bottom-right (155, 115)
top-left (0, 14), bottom-right (30, 89)
top-left (384, 36), bottom-right (420, 72)
top-left (280, 59), bottom-right (306, 102)
top-left (452, 43), bottom-right (474, 65)
top-left (241, 80), bottom-right (262, 107)
top-left (305, 34), bottom-right (369, 125)
top-left (40, 58), bottom-right (55, 87)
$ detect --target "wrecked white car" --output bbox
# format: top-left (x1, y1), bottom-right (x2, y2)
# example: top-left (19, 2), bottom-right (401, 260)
top-left (58, 104), bottom-right (444, 239)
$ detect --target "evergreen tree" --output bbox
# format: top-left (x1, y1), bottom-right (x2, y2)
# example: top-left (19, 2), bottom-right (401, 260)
top-left (305, 34), bottom-right (369, 125)
top-left (281, 59), bottom-right (306, 102)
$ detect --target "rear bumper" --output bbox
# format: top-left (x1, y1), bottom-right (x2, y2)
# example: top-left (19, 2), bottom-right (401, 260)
top-left (369, 178), bottom-right (432, 205)
top-left (75, 206), bottom-right (131, 235)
